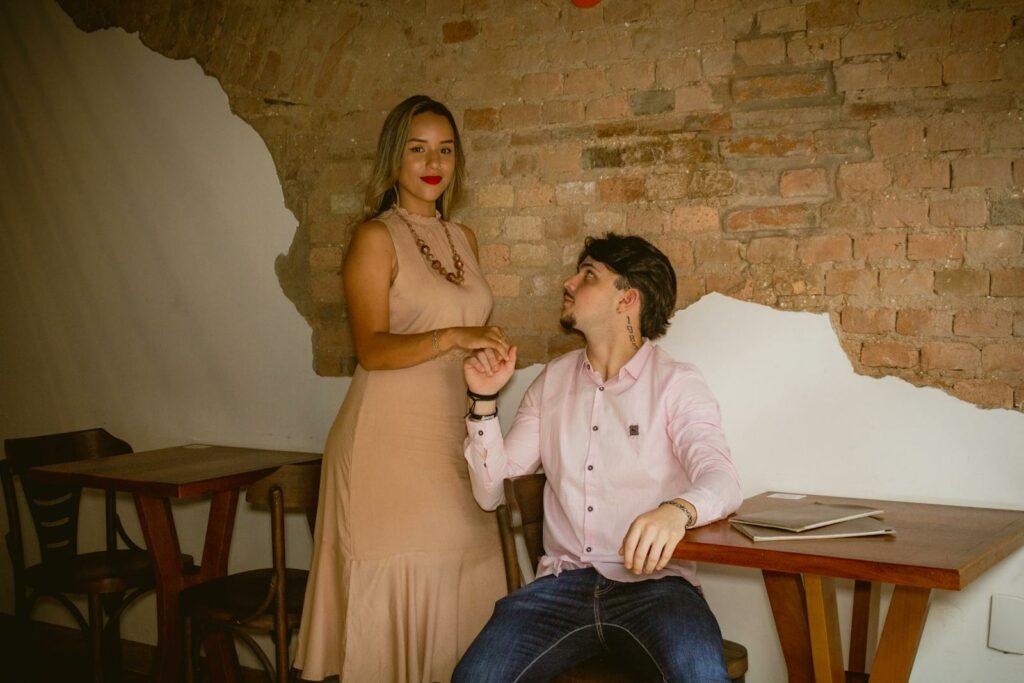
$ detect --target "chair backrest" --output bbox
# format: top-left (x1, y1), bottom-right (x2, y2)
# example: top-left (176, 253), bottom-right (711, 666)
top-left (246, 462), bottom-right (320, 512)
top-left (2, 428), bottom-right (132, 566)
top-left (497, 472), bottom-right (546, 592)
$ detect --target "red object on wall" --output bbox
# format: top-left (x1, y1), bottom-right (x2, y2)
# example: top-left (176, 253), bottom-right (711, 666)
top-left (571, 0), bottom-right (601, 7)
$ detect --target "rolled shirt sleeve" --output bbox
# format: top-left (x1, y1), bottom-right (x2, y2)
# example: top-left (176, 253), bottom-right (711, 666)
top-left (463, 371), bottom-right (546, 511)
top-left (667, 367), bottom-right (743, 526)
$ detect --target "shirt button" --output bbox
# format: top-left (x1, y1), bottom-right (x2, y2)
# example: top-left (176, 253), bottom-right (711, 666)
top-left (587, 465), bottom-right (593, 471)
top-left (478, 430), bottom-right (484, 436)
top-left (592, 425), bottom-right (598, 431)
top-left (598, 386), bottom-right (604, 391)
top-left (587, 506), bottom-right (593, 512)
top-left (586, 546), bottom-right (592, 553)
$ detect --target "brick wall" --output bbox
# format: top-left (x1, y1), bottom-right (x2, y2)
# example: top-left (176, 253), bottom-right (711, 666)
top-left (58, 0), bottom-right (1024, 411)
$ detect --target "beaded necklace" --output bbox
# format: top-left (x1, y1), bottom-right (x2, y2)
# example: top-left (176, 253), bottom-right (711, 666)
top-left (396, 210), bottom-right (465, 285)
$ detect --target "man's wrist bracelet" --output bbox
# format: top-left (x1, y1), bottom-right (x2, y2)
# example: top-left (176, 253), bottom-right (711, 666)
top-left (660, 500), bottom-right (695, 529)
top-left (466, 410), bottom-right (498, 421)
top-left (467, 389), bottom-right (499, 401)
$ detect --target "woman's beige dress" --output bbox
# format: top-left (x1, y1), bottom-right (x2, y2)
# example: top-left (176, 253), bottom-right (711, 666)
top-left (295, 207), bottom-right (506, 682)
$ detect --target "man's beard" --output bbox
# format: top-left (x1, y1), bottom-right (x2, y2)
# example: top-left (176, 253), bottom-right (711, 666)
top-left (559, 313), bottom-right (576, 332)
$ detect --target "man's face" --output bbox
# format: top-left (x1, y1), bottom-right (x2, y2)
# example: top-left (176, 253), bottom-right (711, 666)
top-left (560, 257), bottom-right (623, 334)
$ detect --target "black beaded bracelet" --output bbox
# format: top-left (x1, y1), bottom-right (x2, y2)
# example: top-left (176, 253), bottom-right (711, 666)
top-left (467, 389), bottom-right (499, 401)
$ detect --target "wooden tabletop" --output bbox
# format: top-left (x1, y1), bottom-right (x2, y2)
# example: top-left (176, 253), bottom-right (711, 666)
top-left (675, 492), bottom-right (1024, 591)
top-left (26, 444), bottom-right (321, 499)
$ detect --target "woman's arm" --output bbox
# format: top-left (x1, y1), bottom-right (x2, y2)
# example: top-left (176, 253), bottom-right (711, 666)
top-left (344, 220), bottom-right (508, 371)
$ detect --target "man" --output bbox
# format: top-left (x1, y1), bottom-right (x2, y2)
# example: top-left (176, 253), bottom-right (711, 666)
top-left (453, 233), bottom-right (742, 683)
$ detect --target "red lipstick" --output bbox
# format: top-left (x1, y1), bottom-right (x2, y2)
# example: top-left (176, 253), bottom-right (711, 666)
top-left (421, 176), bottom-right (442, 185)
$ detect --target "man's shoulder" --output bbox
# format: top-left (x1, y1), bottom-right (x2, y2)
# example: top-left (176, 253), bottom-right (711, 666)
top-left (649, 345), bottom-right (707, 383)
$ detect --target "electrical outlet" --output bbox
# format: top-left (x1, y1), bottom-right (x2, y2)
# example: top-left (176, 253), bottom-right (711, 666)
top-left (989, 594), bottom-right (1024, 655)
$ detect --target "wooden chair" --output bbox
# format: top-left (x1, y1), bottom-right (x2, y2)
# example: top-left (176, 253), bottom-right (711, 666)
top-left (1, 427), bottom-right (188, 683)
top-left (182, 461), bottom-right (320, 683)
top-left (497, 473), bottom-right (749, 682)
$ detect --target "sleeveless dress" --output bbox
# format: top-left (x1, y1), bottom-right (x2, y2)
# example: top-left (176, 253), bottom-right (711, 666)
top-left (295, 207), bottom-right (507, 682)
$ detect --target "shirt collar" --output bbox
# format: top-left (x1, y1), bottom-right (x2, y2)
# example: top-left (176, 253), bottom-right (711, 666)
top-left (581, 340), bottom-right (654, 383)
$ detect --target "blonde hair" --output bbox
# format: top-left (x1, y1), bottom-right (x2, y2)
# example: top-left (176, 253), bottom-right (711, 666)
top-left (362, 96), bottom-right (465, 222)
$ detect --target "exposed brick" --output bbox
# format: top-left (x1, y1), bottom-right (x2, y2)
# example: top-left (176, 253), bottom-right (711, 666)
top-left (780, 168), bottom-right (829, 198)
top-left (837, 162), bottom-right (891, 196)
top-left (934, 269), bottom-right (990, 296)
top-left (966, 230), bottom-right (1023, 260)
top-left (606, 62), bottom-right (655, 90)
top-left (724, 204), bottom-right (816, 232)
top-left (518, 72), bottom-right (562, 99)
top-left (555, 181), bottom-right (596, 206)
top-left (645, 172), bottom-right (690, 200)
top-left (807, 1), bottom-right (858, 29)
top-left (309, 246), bottom-right (343, 272)
top-left (955, 310), bottom-right (1013, 337)
top-left (856, 233), bottom-right (906, 261)
top-left (788, 33), bottom-right (841, 64)
top-left (862, 342), bottom-right (918, 368)
top-left (583, 211), bottom-right (625, 233)
top-left (564, 68), bottom-right (608, 96)
top-left (897, 309), bottom-right (953, 337)
top-left (737, 37), bottom-right (786, 65)
top-left (842, 25), bottom-right (896, 57)
top-left (476, 184), bottom-right (515, 208)
top-left (629, 89), bottom-right (675, 116)
top-left (991, 199), bottom-right (1024, 226)
top-left (859, 0), bottom-right (929, 22)
top-left (675, 84), bottom-right (717, 111)
top-left (952, 158), bottom-right (1013, 188)
top-left (502, 216), bottom-right (543, 241)
top-left (826, 269), bottom-right (877, 295)
top-left (655, 54), bottom-right (702, 88)
top-left (1015, 160), bottom-right (1024, 187)
top-left (896, 159), bottom-right (950, 189)
top-left (841, 307), bottom-right (896, 334)
top-left (516, 184), bottom-right (555, 208)
top-left (747, 237), bottom-right (797, 263)
top-left (899, 14), bottom-right (951, 50)
top-left (500, 103), bottom-right (541, 129)
top-left (943, 51), bottom-right (1003, 84)
top-left (723, 133), bottom-right (813, 158)
top-left (442, 20), bottom-right (479, 43)
top-left (598, 177), bottom-right (645, 203)
top-left (922, 342), bottom-right (980, 371)
top-left (880, 269), bottom-right (934, 296)
top-left (586, 95), bottom-right (629, 120)
top-left (907, 234), bottom-right (964, 261)
top-left (800, 234), bottom-right (852, 264)
top-left (992, 269), bottom-right (1024, 296)
top-left (952, 10), bottom-right (1013, 46)
top-left (836, 61), bottom-right (889, 92)
top-left (870, 119), bottom-right (925, 156)
top-left (541, 100), bottom-right (584, 124)
top-left (929, 195), bottom-right (988, 227)
top-left (660, 240), bottom-right (696, 271)
top-left (688, 168), bottom-right (736, 197)
top-left (982, 343), bottom-right (1024, 374)
top-left (671, 205), bottom-right (720, 234)
top-left (485, 273), bottom-right (520, 297)
top-left (479, 243), bottom-right (511, 269)
top-left (626, 207), bottom-right (669, 235)
top-left (927, 114), bottom-right (987, 152)
top-left (872, 199), bottom-right (928, 228)
top-left (694, 240), bottom-right (744, 269)
top-left (952, 380), bottom-right (1014, 409)
top-left (733, 72), bottom-right (831, 103)
top-left (759, 5), bottom-right (806, 33)
top-left (888, 57), bottom-right (942, 88)
top-left (464, 107), bottom-right (499, 130)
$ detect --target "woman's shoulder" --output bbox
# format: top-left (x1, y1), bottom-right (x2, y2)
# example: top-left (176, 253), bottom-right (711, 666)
top-left (349, 216), bottom-right (396, 254)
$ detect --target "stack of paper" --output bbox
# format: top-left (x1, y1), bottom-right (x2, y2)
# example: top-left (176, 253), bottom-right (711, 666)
top-left (730, 502), bottom-right (894, 542)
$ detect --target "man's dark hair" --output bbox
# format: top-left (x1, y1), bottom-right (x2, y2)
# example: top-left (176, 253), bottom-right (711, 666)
top-left (577, 233), bottom-right (677, 340)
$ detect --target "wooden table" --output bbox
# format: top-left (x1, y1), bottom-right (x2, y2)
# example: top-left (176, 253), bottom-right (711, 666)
top-left (28, 444), bottom-right (321, 683)
top-left (675, 492), bottom-right (1024, 683)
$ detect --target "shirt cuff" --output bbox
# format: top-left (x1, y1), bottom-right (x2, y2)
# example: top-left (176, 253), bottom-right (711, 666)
top-left (465, 416), bottom-right (505, 486)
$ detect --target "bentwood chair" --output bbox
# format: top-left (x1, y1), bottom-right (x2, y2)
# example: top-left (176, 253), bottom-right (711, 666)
top-left (182, 461), bottom-right (320, 683)
top-left (497, 472), bottom-right (749, 682)
top-left (1, 428), bottom-right (192, 683)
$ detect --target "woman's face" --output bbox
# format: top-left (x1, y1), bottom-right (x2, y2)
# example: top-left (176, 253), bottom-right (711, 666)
top-left (397, 112), bottom-right (456, 211)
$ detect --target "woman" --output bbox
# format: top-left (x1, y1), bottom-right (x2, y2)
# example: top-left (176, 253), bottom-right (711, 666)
top-left (295, 96), bottom-right (510, 682)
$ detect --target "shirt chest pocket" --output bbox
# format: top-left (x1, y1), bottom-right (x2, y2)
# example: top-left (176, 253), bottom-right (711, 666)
top-left (626, 422), bottom-right (644, 458)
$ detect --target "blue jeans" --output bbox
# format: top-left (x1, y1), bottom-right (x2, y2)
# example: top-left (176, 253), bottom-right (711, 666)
top-left (453, 568), bottom-right (729, 683)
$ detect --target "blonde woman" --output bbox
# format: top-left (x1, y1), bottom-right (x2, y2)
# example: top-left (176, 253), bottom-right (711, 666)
top-left (294, 96), bottom-right (510, 682)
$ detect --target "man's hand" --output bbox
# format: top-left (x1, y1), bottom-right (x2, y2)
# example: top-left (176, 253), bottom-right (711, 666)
top-left (464, 346), bottom-right (517, 397)
top-left (618, 503), bottom-right (691, 575)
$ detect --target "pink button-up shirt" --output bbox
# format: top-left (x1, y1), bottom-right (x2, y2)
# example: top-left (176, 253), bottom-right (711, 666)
top-left (464, 341), bottom-right (742, 585)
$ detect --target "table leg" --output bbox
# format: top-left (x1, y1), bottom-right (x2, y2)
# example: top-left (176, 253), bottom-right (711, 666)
top-left (136, 490), bottom-right (242, 683)
top-left (802, 574), bottom-right (845, 683)
top-left (849, 580), bottom-right (880, 674)
top-left (134, 494), bottom-right (186, 683)
top-left (762, 570), bottom-right (815, 683)
top-left (870, 585), bottom-right (930, 682)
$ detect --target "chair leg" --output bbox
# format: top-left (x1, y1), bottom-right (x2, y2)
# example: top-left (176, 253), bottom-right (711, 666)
top-left (101, 592), bottom-right (125, 683)
top-left (13, 587), bottom-right (31, 682)
top-left (87, 593), bottom-right (106, 683)
top-left (184, 615), bottom-right (196, 683)
top-left (272, 626), bottom-right (290, 683)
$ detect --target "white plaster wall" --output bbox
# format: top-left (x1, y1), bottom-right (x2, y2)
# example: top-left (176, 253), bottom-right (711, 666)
top-left (1, 2), bottom-right (1022, 681)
